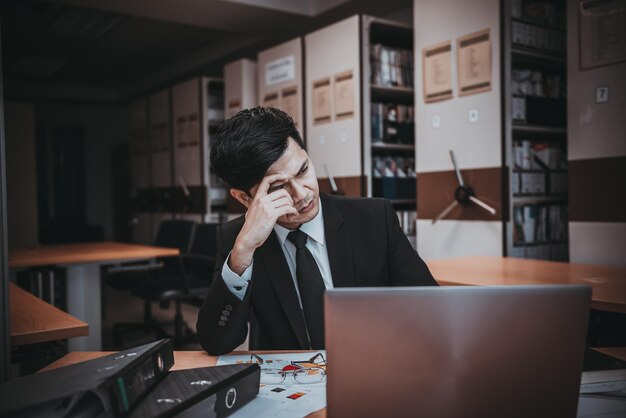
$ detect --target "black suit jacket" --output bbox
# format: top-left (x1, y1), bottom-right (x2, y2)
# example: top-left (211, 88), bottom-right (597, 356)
top-left (196, 193), bottom-right (437, 355)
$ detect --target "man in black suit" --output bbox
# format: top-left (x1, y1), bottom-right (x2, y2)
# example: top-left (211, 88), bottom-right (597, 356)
top-left (197, 107), bottom-right (437, 355)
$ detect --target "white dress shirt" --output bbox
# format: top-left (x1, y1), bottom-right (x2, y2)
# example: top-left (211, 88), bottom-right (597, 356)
top-left (221, 198), bottom-right (334, 304)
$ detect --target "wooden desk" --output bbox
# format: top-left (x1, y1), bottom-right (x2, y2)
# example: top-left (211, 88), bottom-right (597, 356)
top-left (593, 347), bottom-right (626, 362)
top-left (427, 256), bottom-right (626, 313)
top-left (9, 242), bottom-right (179, 268)
top-left (42, 350), bottom-right (326, 417)
top-left (9, 242), bottom-right (179, 350)
top-left (10, 282), bottom-right (88, 346)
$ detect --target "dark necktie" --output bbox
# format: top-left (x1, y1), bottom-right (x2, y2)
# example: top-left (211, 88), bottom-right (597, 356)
top-left (287, 229), bottom-right (326, 349)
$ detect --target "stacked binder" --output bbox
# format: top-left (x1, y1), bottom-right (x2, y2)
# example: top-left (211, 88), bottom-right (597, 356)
top-left (129, 365), bottom-right (260, 418)
top-left (0, 339), bottom-right (260, 418)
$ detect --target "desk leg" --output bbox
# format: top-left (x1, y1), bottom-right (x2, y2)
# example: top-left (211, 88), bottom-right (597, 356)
top-left (66, 264), bottom-right (101, 351)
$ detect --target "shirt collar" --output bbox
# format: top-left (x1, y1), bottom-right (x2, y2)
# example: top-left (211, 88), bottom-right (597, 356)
top-left (273, 197), bottom-right (325, 247)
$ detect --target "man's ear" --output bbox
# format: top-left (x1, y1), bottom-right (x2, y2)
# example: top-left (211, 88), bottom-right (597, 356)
top-left (230, 188), bottom-right (251, 208)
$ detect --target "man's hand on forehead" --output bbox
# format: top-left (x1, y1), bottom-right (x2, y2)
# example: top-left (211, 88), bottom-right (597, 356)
top-left (262, 160), bottom-right (309, 195)
top-left (256, 173), bottom-right (289, 197)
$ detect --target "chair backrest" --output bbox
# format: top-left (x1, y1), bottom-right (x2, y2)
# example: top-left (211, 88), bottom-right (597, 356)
top-left (189, 223), bottom-right (218, 256)
top-left (154, 220), bottom-right (196, 253)
top-left (184, 223), bottom-right (219, 287)
top-left (154, 220), bottom-right (196, 274)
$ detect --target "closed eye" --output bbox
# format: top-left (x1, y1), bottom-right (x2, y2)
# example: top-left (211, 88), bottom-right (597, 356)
top-left (297, 165), bottom-right (309, 177)
top-left (268, 183), bottom-right (286, 193)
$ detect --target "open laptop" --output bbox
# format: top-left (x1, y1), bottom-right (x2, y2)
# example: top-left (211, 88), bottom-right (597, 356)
top-left (325, 285), bottom-right (591, 418)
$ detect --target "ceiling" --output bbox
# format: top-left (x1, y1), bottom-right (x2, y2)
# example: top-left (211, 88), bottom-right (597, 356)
top-left (1, 0), bottom-right (412, 103)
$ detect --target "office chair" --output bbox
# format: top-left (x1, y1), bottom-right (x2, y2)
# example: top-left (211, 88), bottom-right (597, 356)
top-left (106, 219), bottom-right (196, 347)
top-left (106, 219), bottom-right (196, 290)
top-left (128, 223), bottom-right (218, 347)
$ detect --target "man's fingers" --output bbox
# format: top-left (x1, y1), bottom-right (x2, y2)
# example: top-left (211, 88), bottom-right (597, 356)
top-left (266, 189), bottom-right (293, 205)
top-left (256, 173), bottom-right (289, 197)
top-left (272, 195), bottom-right (297, 210)
top-left (276, 204), bottom-right (299, 218)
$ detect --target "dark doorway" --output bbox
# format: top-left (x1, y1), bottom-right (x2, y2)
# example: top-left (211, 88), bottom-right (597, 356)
top-left (37, 125), bottom-right (102, 243)
top-left (111, 144), bottom-right (132, 242)
top-left (50, 126), bottom-right (85, 220)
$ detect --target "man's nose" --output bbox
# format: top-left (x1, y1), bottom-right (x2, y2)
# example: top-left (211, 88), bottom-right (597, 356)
top-left (290, 180), bottom-right (308, 201)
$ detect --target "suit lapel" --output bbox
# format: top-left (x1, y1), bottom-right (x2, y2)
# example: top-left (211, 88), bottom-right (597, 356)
top-left (256, 232), bottom-right (309, 349)
top-left (321, 194), bottom-right (354, 288)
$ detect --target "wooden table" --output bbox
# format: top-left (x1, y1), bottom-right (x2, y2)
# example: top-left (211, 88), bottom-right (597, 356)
top-left (427, 256), bottom-right (626, 313)
top-left (9, 242), bottom-right (179, 350)
top-left (42, 350), bottom-right (325, 417)
top-left (10, 282), bottom-right (88, 346)
top-left (593, 347), bottom-right (626, 361)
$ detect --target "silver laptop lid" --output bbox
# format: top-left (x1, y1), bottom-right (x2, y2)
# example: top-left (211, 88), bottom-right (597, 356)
top-left (325, 285), bottom-right (591, 418)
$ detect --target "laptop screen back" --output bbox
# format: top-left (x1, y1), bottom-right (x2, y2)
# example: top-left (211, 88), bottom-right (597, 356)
top-left (324, 285), bottom-right (591, 418)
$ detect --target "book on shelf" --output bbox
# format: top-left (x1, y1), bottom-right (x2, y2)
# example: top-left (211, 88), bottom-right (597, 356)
top-left (372, 156), bottom-right (416, 201)
top-left (372, 156), bottom-right (415, 179)
top-left (512, 141), bottom-right (567, 196)
top-left (517, 171), bottom-right (546, 195)
top-left (532, 142), bottom-right (565, 169)
top-left (511, 20), bottom-right (565, 53)
top-left (511, 96), bottom-right (566, 125)
top-left (527, 244), bottom-right (550, 260)
top-left (511, 69), bottom-right (563, 99)
top-left (513, 203), bottom-right (567, 246)
top-left (371, 103), bottom-right (414, 144)
top-left (511, 0), bottom-right (566, 29)
top-left (370, 44), bottom-right (414, 88)
top-left (549, 205), bottom-right (568, 241)
top-left (549, 171), bottom-right (567, 195)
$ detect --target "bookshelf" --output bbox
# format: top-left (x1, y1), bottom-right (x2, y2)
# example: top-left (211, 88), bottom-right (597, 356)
top-left (503, 0), bottom-right (568, 261)
top-left (304, 15), bottom-right (415, 239)
top-left (172, 77), bottom-right (227, 224)
top-left (128, 77), bottom-right (226, 243)
top-left (205, 78), bottom-right (227, 219)
top-left (362, 15), bottom-right (416, 238)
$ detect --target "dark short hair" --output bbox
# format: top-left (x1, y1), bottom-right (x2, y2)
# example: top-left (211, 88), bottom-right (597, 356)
top-left (210, 106), bottom-right (305, 191)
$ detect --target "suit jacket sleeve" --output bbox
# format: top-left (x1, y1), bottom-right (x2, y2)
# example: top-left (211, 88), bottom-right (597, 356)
top-left (384, 199), bottom-right (438, 286)
top-left (196, 223), bottom-right (252, 355)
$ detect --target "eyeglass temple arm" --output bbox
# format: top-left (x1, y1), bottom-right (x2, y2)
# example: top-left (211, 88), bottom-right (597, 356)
top-left (309, 352), bottom-right (326, 364)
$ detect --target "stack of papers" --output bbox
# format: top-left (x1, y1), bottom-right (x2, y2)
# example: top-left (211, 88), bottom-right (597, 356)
top-left (217, 351), bottom-right (327, 417)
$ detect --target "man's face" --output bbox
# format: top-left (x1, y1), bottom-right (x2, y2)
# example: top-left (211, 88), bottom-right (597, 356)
top-left (249, 137), bottom-right (320, 229)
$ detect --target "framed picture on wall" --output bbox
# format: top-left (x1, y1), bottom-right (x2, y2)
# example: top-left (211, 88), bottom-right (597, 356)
top-left (263, 92), bottom-right (280, 108)
top-left (579, 0), bottom-right (626, 70)
top-left (281, 86), bottom-right (299, 127)
top-left (457, 28), bottom-right (492, 97)
top-left (334, 70), bottom-right (355, 120)
top-left (312, 77), bottom-right (332, 124)
top-left (422, 40), bottom-right (453, 103)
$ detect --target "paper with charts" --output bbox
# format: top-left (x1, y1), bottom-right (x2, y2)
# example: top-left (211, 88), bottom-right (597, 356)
top-left (216, 351), bottom-right (327, 417)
